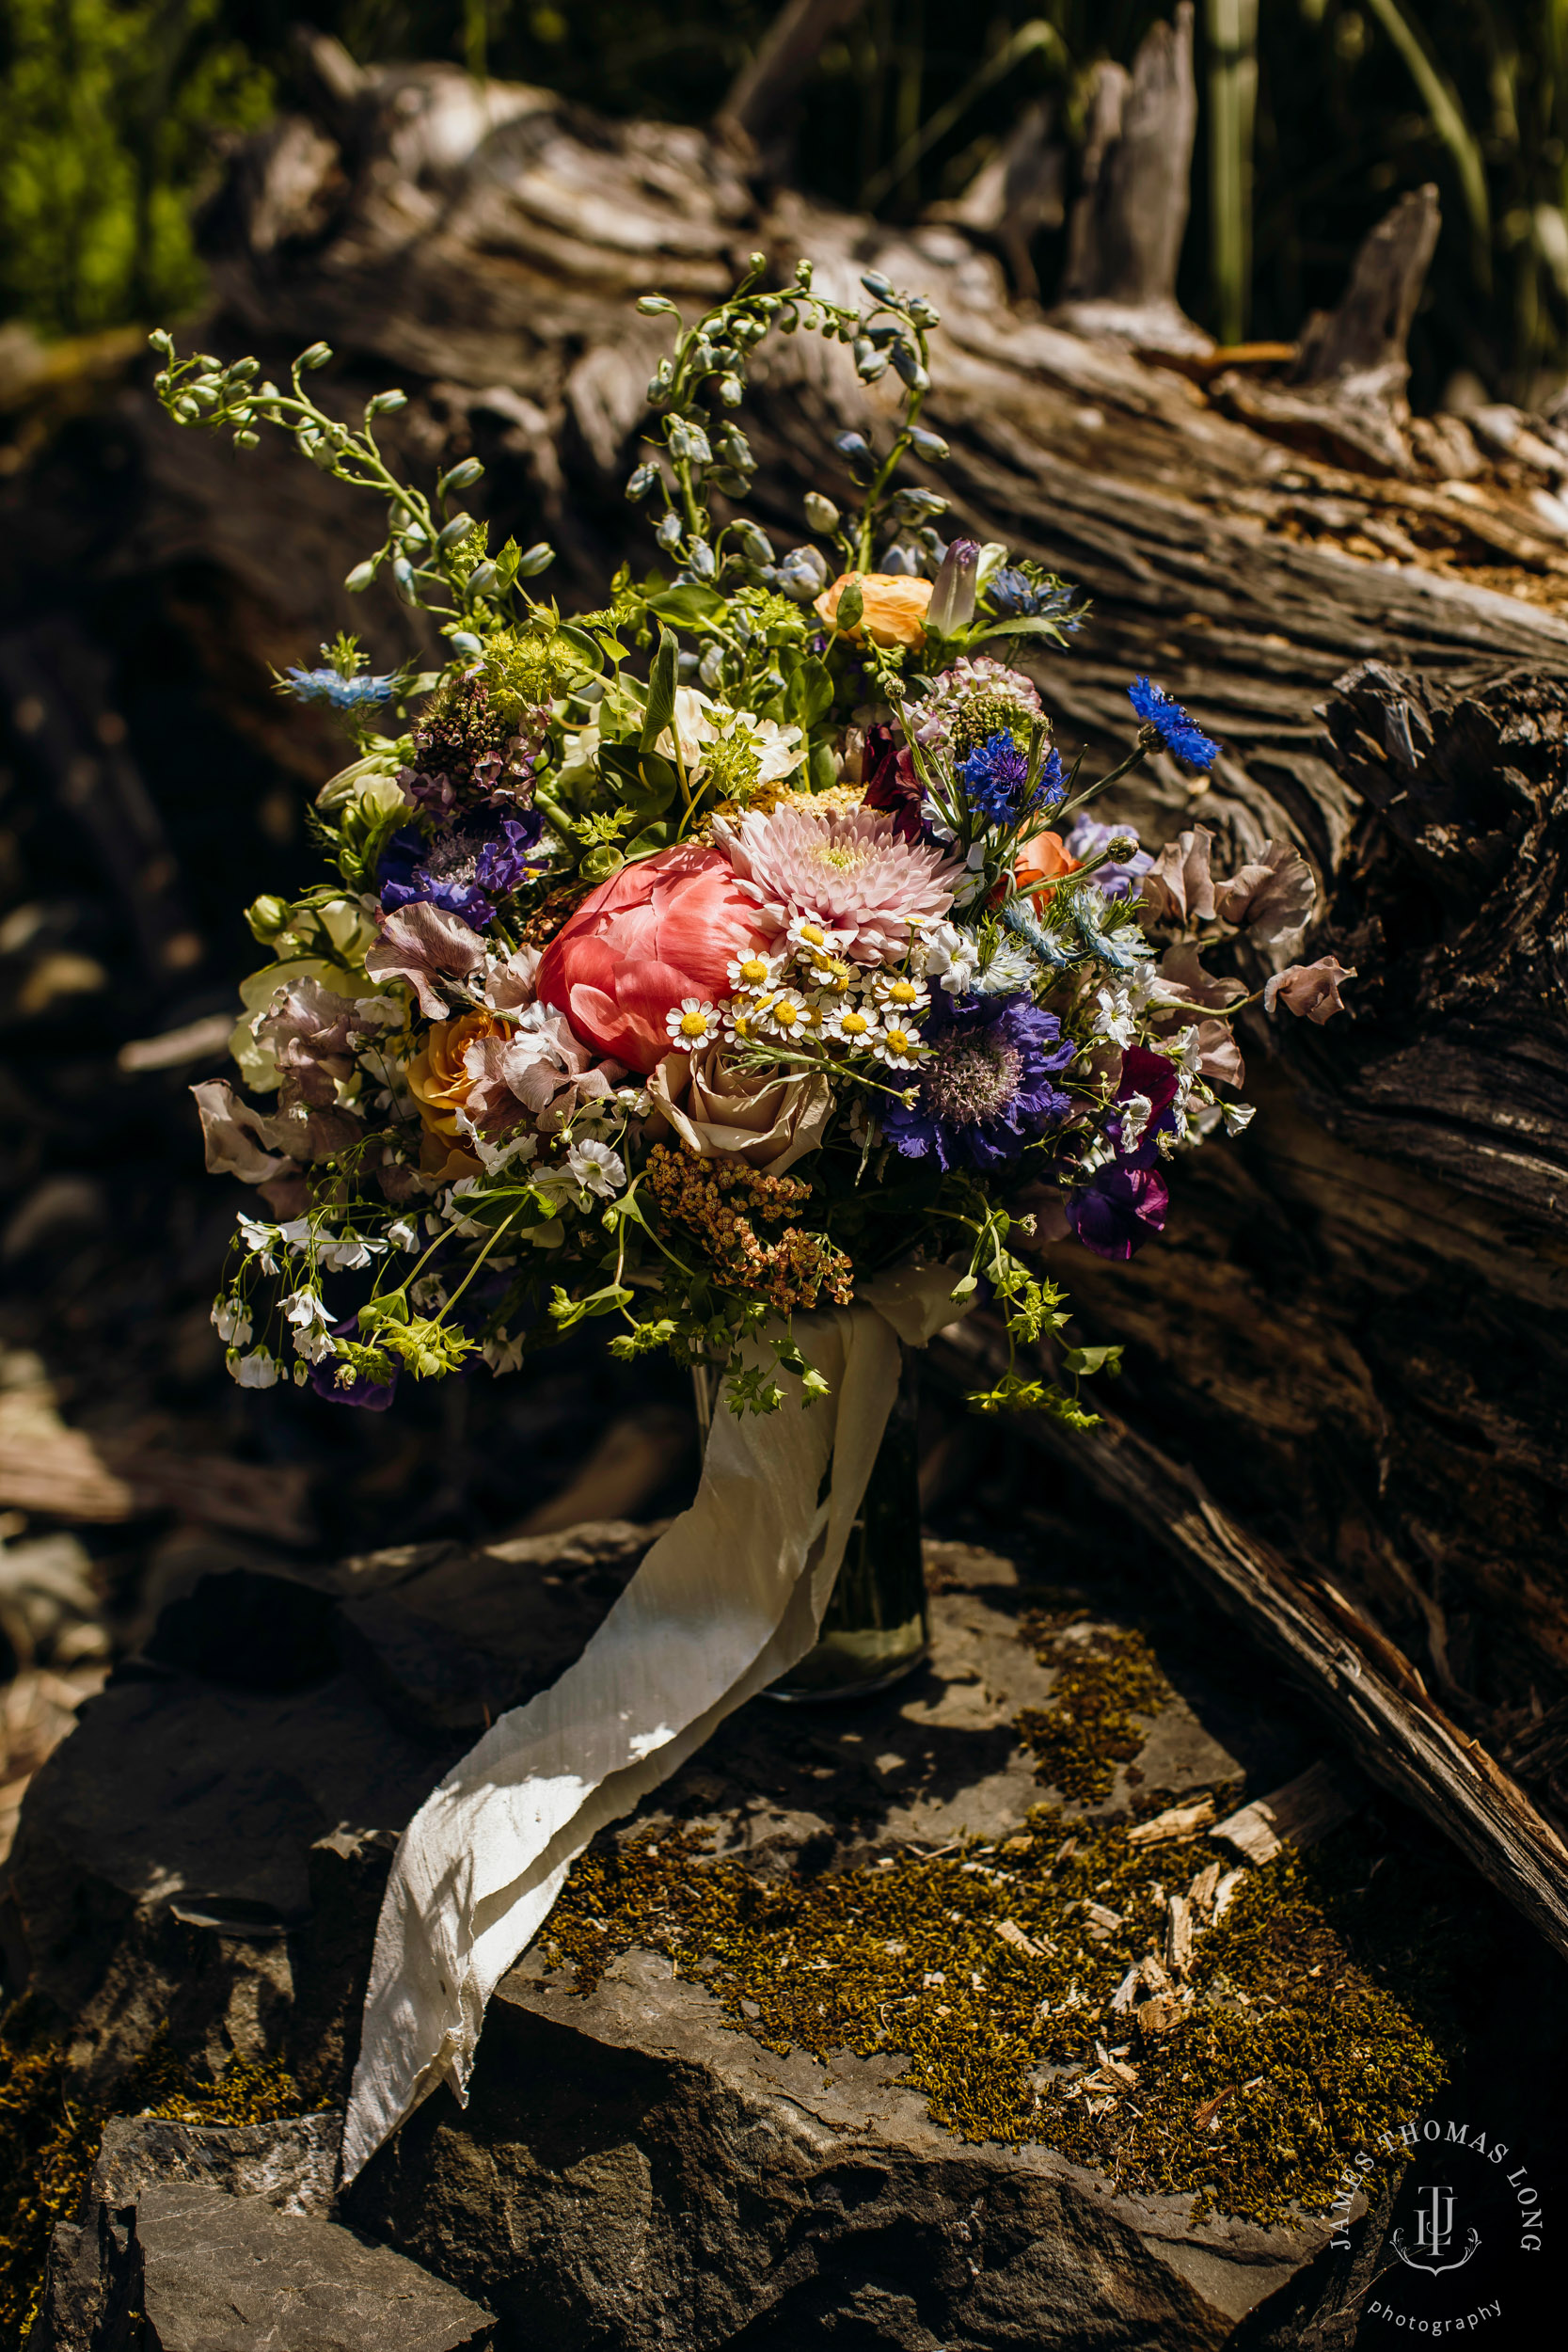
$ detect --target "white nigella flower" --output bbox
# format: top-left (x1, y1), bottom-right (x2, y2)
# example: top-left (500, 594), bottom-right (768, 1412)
top-left (568, 1139), bottom-right (626, 1197)
top-left (876, 1023), bottom-right (929, 1070)
top-left (211, 1298), bottom-right (252, 1347)
top-left (826, 1002), bottom-right (880, 1049)
top-left (230, 1348), bottom-right (279, 1389)
top-left (727, 946), bottom-right (784, 993)
top-left (666, 997), bottom-right (721, 1049)
top-left (973, 940), bottom-right (1036, 996)
top-left (1224, 1101), bottom-right (1257, 1136)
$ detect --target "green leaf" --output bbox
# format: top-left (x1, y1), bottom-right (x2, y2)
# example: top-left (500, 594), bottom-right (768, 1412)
top-left (834, 582), bottom-right (864, 633)
top-left (493, 538), bottom-right (522, 589)
top-left (625, 820), bottom-right (675, 857)
top-left (1063, 1343), bottom-right (1123, 1379)
top-left (641, 626), bottom-right (680, 752)
top-left (549, 1281), bottom-right (635, 1331)
top-left (558, 625), bottom-right (606, 674)
top-left (786, 655), bottom-right (833, 728)
top-left (598, 742), bottom-right (678, 819)
top-left (646, 582), bottom-right (726, 625)
top-left (807, 739), bottom-right (838, 793)
top-left (974, 615), bottom-right (1073, 644)
top-left (357, 1292), bottom-right (409, 1332)
top-left (579, 844), bottom-right (626, 883)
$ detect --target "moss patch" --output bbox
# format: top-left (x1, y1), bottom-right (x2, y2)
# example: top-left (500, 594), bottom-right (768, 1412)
top-left (0, 2004), bottom-right (311, 2345)
top-left (547, 1809), bottom-right (1464, 2228)
top-left (1011, 1602), bottom-right (1174, 1804)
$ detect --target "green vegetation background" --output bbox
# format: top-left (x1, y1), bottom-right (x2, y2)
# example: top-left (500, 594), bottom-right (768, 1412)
top-left (3, 2), bottom-right (1567, 405)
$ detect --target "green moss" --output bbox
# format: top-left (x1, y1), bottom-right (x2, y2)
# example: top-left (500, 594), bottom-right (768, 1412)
top-left (1009, 1599), bottom-right (1174, 1804)
top-left (548, 1803), bottom-right (1470, 2230)
top-left (0, 2005), bottom-right (312, 2344)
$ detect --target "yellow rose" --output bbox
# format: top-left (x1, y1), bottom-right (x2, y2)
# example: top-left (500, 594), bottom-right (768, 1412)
top-left (814, 571), bottom-right (933, 649)
top-left (406, 1010), bottom-right (509, 1140)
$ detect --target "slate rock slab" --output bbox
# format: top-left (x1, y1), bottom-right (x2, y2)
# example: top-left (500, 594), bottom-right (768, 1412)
top-left (344, 1541), bottom-right (1329, 2351)
top-left (90, 2110), bottom-right (343, 2217)
top-left (31, 2184), bottom-right (494, 2352)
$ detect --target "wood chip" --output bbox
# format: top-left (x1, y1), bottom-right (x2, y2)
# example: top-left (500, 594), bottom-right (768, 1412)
top-left (1126, 1794), bottom-right (1217, 1847)
top-left (1191, 2086), bottom-right (1233, 2130)
top-left (1138, 1954), bottom-right (1174, 1995)
top-left (1082, 1900), bottom-right (1124, 1934)
top-left (1092, 2040), bottom-right (1140, 2090)
top-left (1212, 1758), bottom-right (1364, 1866)
top-left (1164, 1892), bottom-right (1194, 1976)
top-left (1212, 1867), bottom-right (1246, 1923)
top-left (1187, 1859), bottom-right (1223, 1914)
top-left (993, 1918), bottom-right (1043, 1959)
top-left (1000, 1835), bottom-right (1033, 1854)
top-left (1134, 1991), bottom-right (1184, 2039)
top-left (1050, 1836), bottom-right (1078, 1872)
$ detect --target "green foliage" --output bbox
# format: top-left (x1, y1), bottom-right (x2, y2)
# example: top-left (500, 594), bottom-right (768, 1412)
top-left (0, 0), bottom-right (271, 336)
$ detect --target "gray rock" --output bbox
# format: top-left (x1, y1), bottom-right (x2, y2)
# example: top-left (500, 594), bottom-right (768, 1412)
top-left (344, 1543), bottom-right (1329, 2351)
top-left (90, 2110), bottom-right (343, 2217)
top-left (31, 2184), bottom-right (494, 2352)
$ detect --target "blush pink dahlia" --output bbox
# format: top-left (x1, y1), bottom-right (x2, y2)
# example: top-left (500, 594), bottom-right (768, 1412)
top-left (720, 803), bottom-right (961, 966)
top-left (536, 843), bottom-right (769, 1073)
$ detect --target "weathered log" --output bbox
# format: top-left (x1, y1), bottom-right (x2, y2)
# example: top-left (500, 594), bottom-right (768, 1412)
top-left (929, 1327), bottom-right (1568, 1973)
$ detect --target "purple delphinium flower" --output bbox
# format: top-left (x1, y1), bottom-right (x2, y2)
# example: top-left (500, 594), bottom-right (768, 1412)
top-left (1065, 815), bottom-right (1154, 901)
top-left (284, 668), bottom-right (399, 709)
top-left (1128, 676), bottom-right (1219, 771)
top-left (883, 992), bottom-right (1076, 1172)
top-left (379, 809), bottom-right (545, 929)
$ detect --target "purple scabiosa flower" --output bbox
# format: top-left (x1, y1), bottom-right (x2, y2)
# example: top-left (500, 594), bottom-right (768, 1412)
top-left (1128, 677), bottom-right (1219, 771)
top-left (379, 809), bottom-right (545, 930)
top-left (883, 991), bottom-right (1076, 1172)
top-left (1065, 815), bottom-right (1154, 901)
top-left (284, 668), bottom-right (398, 709)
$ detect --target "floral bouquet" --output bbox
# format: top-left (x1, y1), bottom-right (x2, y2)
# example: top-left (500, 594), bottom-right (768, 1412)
top-left (155, 253), bottom-right (1350, 1429)
top-left (153, 253), bottom-right (1356, 2182)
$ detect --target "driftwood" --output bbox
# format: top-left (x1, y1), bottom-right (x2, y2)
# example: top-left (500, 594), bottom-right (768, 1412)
top-left (6, 9), bottom-right (1568, 1931)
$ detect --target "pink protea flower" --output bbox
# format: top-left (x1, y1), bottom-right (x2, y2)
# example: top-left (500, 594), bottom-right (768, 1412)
top-left (721, 803), bottom-right (961, 966)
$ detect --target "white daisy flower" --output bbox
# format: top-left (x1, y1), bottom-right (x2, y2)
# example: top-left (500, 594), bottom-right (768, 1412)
top-left (666, 997), bottom-right (721, 1048)
top-left (876, 1023), bottom-right (930, 1070)
top-left (786, 914), bottom-right (852, 960)
top-left (758, 989), bottom-right (810, 1040)
top-left (826, 1002), bottom-right (880, 1049)
top-left (872, 972), bottom-right (931, 1015)
top-left (727, 946), bottom-right (784, 993)
top-left (724, 1001), bottom-right (767, 1045)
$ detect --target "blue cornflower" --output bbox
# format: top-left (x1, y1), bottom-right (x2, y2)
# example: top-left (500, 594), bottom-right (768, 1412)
top-left (284, 667), bottom-right (399, 709)
top-left (1127, 676), bottom-right (1218, 771)
top-left (958, 731), bottom-right (1065, 827)
top-left (958, 729), bottom-right (1029, 823)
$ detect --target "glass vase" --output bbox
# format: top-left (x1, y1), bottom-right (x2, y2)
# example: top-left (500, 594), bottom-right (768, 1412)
top-left (692, 1350), bottom-right (928, 1703)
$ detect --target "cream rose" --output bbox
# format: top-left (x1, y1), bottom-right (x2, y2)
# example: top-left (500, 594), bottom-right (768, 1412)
top-left (647, 1041), bottom-right (832, 1175)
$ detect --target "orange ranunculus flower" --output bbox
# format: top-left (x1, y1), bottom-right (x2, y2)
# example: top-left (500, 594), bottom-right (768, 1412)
top-left (406, 1009), bottom-right (508, 1140)
top-left (815, 571), bottom-right (933, 648)
top-left (1014, 828), bottom-right (1079, 895)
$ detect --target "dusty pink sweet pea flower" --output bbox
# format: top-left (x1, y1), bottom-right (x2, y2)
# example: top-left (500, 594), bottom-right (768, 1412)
top-left (462, 1003), bottom-right (626, 1134)
top-left (1215, 839), bottom-right (1316, 943)
top-left (363, 901), bottom-right (487, 1017)
top-left (1140, 826), bottom-right (1216, 926)
top-left (1265, 956), bottom-right (1356, 1023)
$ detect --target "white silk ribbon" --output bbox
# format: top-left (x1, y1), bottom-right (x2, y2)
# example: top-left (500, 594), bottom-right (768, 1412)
top-left (341, 1261), bottom-right (970, 2183)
